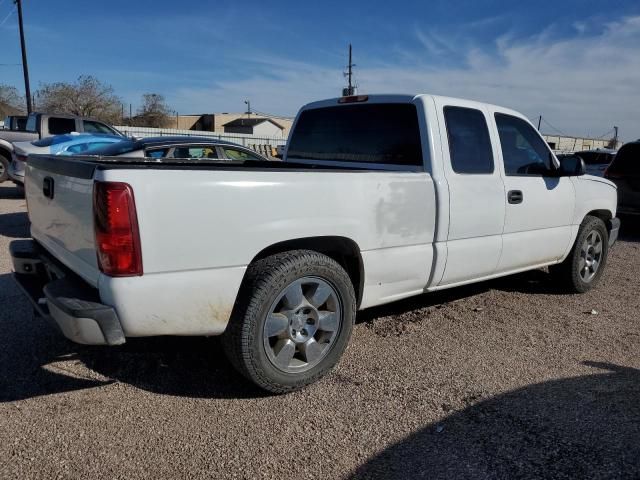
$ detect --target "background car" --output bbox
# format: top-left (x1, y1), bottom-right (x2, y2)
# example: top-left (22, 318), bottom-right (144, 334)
top-left (9, 133), bottom-right (125, 186)
top-left (604, 140), bottom-right (640, 215)
top-left (574, 148), bottom-right (617, 177)
top-left (88, 136), bottom-right (272, 161)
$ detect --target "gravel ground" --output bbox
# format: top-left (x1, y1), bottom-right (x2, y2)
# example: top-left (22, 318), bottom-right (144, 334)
top-left (0, 184), bottom-right (639, 479)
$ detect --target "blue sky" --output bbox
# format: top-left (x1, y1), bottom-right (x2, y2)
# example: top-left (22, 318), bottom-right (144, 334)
top-left (1, 0), bottom-right (639, 139)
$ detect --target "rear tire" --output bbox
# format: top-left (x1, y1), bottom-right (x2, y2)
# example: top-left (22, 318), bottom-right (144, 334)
top-left (550, 215), bottom-right (609, 293)
top-left (0, 154), bottom-right (9, 183)
top-left (222, 250), bottom-right (356, 394)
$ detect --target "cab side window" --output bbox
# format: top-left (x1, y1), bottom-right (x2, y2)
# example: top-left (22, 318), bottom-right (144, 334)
top-left (495, 114), bottom-right (554, 176)
top-left (444, 106), bottom-right (494, 174)
top-left (83, 120), bottom-right (116, 135)
top-left (222, 147), bottom-right (262, 161)
top-left (171, 146), bottom-right (218, 159)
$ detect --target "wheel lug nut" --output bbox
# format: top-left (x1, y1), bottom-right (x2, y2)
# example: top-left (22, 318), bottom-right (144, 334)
top-left (306, 318), bottom-right (314, 325)
top-left (292, 329), bottom-right (296, 335)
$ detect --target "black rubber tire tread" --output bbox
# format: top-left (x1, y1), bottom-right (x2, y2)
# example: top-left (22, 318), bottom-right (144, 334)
top-left (222, 250), bottom-right (356, 394)
top-left (0, 154), bottom-right (9, 183)
top-left (549, 215), bottom-right (609, 293)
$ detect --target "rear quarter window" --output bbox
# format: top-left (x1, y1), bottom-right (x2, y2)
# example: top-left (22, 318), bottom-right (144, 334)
top-left (287, 103), bottom-right (423, 167)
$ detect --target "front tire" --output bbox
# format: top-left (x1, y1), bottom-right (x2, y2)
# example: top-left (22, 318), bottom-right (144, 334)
top-left (222, 250), bottom-right (356, 393)
top-left (550, 215), bottom-right (609, 293)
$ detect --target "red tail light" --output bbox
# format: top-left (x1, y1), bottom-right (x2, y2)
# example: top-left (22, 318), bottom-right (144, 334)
top-left (603, 166), bottom-right (621, 179)
top-left (15, 152), bottom-right (28, 162)
top-left (338, 95), bottom-right (369, 104)
top-left (93, 181), bottom-right (143, 276)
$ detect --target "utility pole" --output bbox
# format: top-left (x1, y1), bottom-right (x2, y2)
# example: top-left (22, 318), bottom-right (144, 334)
top-left (343, 44), bottom-right (356, 96)
top-left (537, 115), bottom-right (542, 131)
top-left (244, 100), bottom-right (251, 118)
top-left (15, 0), bottom-right (32, 113)
top-left (613, 126), bottom-right (618, 147)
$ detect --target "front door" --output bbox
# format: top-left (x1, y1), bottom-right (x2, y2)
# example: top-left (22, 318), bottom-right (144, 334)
top-left (492, 113), bottom-right (575, 272)
top-left (435, 101), bottom-right (506, 286)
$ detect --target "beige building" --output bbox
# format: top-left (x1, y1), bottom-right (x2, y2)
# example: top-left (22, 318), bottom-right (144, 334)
top-left (542, 134), bottom-right (620, 152)
top-left (173, 113), bottom-right (293, 138)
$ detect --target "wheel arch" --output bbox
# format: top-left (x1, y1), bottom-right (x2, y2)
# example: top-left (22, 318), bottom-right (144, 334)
top-left (585, 209), bottom-right (615, 235)
top-left (250, 236), bottom-right (365, 308)
top-left (0, 144), bottom-right (12, 161)
top-left (0, 144), bottom-right (11, 182)
top-left (0, 138), bottom-right (14, 158)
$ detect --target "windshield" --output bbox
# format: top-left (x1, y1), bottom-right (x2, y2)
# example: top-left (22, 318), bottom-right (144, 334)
top-left (576, 151), bottom-right (614, 165)
top-left (287, 103), bottom-right (423, 166)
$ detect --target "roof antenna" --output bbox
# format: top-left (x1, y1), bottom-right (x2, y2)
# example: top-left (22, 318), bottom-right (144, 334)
top-left (342, 44), bottom-right (357, 96)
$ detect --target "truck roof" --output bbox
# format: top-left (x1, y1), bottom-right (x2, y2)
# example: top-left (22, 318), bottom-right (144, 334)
top-left (300, 93), bottom-right (524, 119)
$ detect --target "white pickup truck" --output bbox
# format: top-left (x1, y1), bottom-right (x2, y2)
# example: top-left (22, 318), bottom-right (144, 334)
top-left (10, 94), bottom-right (620, 393)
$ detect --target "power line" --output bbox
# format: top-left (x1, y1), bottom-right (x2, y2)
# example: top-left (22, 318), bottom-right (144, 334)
top-left (594, 128), bottom-right (614, 139)
top-left (251, 109), bottom-right (294, 121)
top-left (0, 4), bottom-right (15, 26)
top-left (540, 117), bottom-right (571, 137)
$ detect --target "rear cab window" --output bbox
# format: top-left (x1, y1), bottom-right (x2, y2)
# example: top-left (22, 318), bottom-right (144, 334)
top-left (287, 103), bottom-right (423, 168)
top-left (48, 117), bottom-right (76, 135)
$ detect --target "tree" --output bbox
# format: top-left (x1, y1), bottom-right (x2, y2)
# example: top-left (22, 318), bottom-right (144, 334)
top-left (36, 75), bottom-right (122, 123)
top-left (0, 84), bottom-right (26, 113)
top-left (131, 93), bottom-right (173, 128)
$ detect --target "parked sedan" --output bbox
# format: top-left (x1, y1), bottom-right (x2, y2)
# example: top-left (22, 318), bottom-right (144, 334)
top-left (575, 148), bottom-right (617, 177)
top-left (87, 136), bottom-right (272, 162)
top-left (604, 140), bottom-right (640, 215)
top-left (9, 133), bottom-right (125, 185)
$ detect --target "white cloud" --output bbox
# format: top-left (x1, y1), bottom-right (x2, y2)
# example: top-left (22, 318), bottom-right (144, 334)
top-left (170, 15), bottom-right (640, 141)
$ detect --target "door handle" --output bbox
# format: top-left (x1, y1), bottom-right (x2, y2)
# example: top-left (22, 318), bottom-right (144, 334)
top-left (507, 190), bottom-right (523, 204)
top-left (43, 176), bottom-right (55, 199)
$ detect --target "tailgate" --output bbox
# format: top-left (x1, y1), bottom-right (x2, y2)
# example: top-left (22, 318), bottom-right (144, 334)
top-left (25, 155), bottom-right (100, 286)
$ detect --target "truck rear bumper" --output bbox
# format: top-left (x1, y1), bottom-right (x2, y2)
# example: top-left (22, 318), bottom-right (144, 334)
top-left (10, 239), bottom-right (125, 346)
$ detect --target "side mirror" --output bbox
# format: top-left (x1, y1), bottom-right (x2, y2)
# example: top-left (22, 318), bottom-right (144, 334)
top-left (557, 154), bottom-right (586, 176)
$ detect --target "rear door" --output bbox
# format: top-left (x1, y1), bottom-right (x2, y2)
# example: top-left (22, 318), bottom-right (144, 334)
top-left (492, 113), bottom-right (574, 272)
top-left (434, 99), bottom-right (506, 285)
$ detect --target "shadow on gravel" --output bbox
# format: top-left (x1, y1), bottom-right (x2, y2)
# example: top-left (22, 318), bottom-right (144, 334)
top-left (80, 336), bottom-right (262, 399)
top-left (0, 211), bottom-right (30, 238)
top-left (489, 269), bottom-right (568, 296)
top-left (0, 288), bottom-right (262, 402)
top-left (357, 283), bottom-right (490, 324)
top-left (0, 185), bottom-right (23, 199)
top-left (619, 214), bottom-right (640, 242)
top-left (350, 362), bottom-right (640, 479)
top-left (357, 269), bottom-right (568, 324)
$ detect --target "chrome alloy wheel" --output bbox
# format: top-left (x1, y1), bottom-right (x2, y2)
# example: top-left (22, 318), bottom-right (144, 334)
top-left (579, 230), bottom-right (603, 283)
top-left (263, 276), bottom-right (342, 373)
